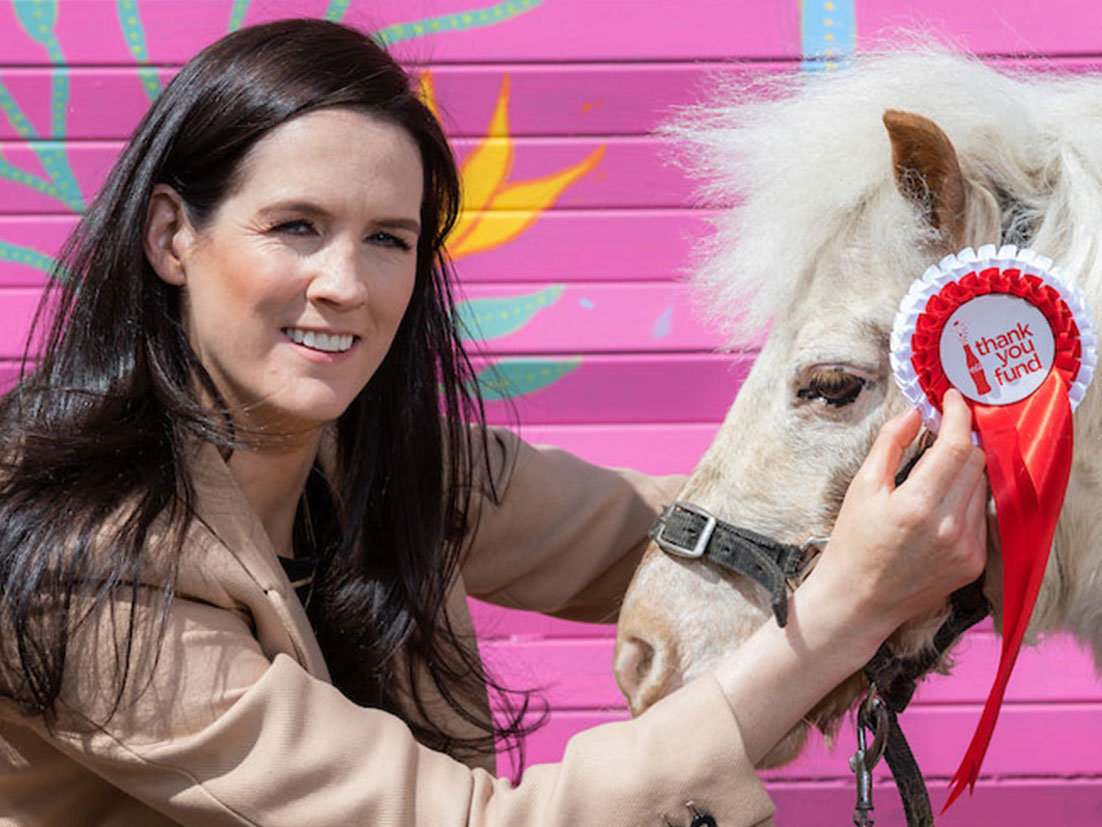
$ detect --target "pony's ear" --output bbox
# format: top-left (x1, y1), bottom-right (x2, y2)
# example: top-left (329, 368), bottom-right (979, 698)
top-left (883, 109), bottom-right (966, 250)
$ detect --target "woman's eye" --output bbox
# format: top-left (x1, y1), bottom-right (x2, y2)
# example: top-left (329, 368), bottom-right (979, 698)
top-left (797, 368), bottom-right (868, 408)
top-left (271, 220), bottom-right (315, 236)
top-left (367, 231), bottom-right (412, 251)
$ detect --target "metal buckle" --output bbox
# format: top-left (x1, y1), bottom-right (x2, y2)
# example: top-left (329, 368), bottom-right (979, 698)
top-left (799, 535), bottom-right (831, 553)
top-left (651, 501), bottom-right (718, 559)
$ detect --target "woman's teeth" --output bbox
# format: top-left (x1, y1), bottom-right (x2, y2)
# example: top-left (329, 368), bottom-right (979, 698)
top-left (283, 328), bottom-right (355, 353)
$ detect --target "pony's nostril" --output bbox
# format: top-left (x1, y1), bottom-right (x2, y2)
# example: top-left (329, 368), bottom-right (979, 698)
top-left (614, 636), bottom-right (664, 713)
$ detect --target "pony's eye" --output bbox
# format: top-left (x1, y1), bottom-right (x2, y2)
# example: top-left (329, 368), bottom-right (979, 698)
top-left (797, 368), bottom-right (868, 407)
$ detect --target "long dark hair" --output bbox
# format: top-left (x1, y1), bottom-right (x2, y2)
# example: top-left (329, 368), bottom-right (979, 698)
top-left (0, 18), bottom-right (540, 767)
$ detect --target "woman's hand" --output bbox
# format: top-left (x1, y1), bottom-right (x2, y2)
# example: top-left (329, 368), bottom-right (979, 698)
top-left (807, 388), bottom-right (988, 649)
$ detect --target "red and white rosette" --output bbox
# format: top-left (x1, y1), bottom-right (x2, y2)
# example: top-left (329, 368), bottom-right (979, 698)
top-left (891, 244), bottom-right (1097, 808)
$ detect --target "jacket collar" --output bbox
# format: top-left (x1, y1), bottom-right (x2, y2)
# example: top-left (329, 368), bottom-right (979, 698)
top-left (187, 439), bottom-right (330, 678)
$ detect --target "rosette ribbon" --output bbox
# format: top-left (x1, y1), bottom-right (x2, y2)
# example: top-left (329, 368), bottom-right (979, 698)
top-left (890, 245), bottom-right (1096, 809)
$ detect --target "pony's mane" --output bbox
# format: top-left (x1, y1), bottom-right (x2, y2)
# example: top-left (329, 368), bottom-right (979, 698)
top-left (666, 44), bottom-right (1102, 341)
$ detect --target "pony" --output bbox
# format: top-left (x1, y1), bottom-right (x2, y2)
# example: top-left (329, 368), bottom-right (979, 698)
top-left (613, 46), bottom-right (1102, 768)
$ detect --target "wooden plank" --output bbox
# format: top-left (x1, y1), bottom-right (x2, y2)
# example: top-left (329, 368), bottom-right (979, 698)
top-left (0, 289), bottom-right (47, 357)
top-left (458, 282), bottom-right (724, 354)
top-left (0, 283), bottom-right (734, 357)
top-left (0, 137), bottom-right (709, 215)
top-left (474, 353), bottom-right (750, 425)
top-left (504, 421), bottom-right (718, 473)
top-left (4, 59), bottom-right (1101, 142)
top-left (914, 631), bottom-right (1101, 705)
top-left (765, 703), bottom-right (1102, 779)
top-left (0, 210), bottom-right (721, 285)
top-left (0, 63), bottom-right (776, 140)
top-left (471, 600), bottom-right (612, 641)
top-left (449, 208), bottom-right (718, 284)
top-left (0, 351), bottom-right (750, 424)
top-left (4, 1), bottom-right (1101, 66)
top-left (856, 0), bottom-right (1102, 58)
top-left (0, 0), bottom-right (803, 65)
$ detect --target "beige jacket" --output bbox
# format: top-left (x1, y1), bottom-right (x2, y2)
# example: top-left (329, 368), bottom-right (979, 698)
top-left (0, 430), bottom-right (775, 826)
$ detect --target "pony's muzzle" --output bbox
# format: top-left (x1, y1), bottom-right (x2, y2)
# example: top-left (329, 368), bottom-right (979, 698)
top-left (613, 631), bottom-right (681, 716)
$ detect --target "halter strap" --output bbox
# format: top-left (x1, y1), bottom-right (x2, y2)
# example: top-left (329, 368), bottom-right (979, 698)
top-left (649, 501), bottom-right (815, 627)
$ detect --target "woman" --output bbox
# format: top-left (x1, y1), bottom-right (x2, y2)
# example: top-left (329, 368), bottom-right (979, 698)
top-left (0, 18), bottom-right (987, 826)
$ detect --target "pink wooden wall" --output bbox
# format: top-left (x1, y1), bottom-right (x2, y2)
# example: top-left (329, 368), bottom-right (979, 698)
top-left (3, 1), bottom-right (1101, 822)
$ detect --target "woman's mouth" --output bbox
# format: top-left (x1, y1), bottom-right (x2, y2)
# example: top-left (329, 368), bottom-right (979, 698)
top-left (282, 327), bottom-right (357, 353)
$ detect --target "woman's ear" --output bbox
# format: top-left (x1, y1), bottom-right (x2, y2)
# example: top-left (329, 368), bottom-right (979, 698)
top-left (144, 184), bottom-right (196, 286)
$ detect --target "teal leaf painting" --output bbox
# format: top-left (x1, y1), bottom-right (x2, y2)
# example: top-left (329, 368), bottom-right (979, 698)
top-left (0, 153), bottom-right (65, 201)
top-left (0, 240), bottom-right (58, 279)
top-left (455, 285), bottom-right (563, 343)
top-left (116, 0), bottom-right (161, 100)
top-left (470, 357), bottom-right (581, 401)
top-left (373, 0), bottom-right (544, 47)
top-left (0, 78), bottom-right (36, 138)
top-left (324, 0), bottom-right (352, 22)
top-left (11, 0), bottom-right (58, 48)
top-left (228, 0), bottom-right (252, 31)
top-left (30, 140), bottom-right (82, 210)
top-left (8, 0), bottom-right (82, 207)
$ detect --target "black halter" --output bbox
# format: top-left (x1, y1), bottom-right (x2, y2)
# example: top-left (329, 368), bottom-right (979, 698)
top-left (649, 501), bottom-right (819, 628)
top-left (648, 441), bottom-right (990, 827)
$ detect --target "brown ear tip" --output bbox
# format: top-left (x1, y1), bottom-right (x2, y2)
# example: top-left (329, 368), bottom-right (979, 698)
top-left (882, 109), bottom-right (908, 130)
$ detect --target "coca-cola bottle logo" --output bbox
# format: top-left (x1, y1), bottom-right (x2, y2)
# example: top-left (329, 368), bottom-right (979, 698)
top-left (953, 320), bottom-right (993, 396)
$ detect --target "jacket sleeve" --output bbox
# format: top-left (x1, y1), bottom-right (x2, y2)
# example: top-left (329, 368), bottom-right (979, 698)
top-left (20, 592), bottom-right (775, 827)
top-left (461, 427), bottom-right (684, 623)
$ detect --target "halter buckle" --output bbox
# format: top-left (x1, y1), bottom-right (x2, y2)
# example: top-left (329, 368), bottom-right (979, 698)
top-left (650, 501), bottom-right (717, 559)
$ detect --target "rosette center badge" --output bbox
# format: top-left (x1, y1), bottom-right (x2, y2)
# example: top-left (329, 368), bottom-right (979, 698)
top-left (941, 295), bottom-right (1055, 405)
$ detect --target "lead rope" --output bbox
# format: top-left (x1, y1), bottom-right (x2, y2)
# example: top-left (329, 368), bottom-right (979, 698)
top-left (849, 431), bottom-right (990, 827)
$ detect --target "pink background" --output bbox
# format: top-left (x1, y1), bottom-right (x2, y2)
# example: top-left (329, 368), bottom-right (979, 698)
top-left (2, 1), bottom-right (1101, 822)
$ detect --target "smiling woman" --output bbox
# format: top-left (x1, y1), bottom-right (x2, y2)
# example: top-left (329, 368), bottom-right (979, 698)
top-left (144, 109), bottom-right (423, 433)
top-left (0, 17), bottom-right (989, 827)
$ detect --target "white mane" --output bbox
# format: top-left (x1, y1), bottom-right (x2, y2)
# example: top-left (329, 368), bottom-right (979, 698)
top-left (665, 45), bottom-right (1102, 342)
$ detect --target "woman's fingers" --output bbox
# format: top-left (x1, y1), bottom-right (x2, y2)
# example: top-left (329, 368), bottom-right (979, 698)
top-left (942, 440), bottom-right (987, 510)
top-left (907, 390), bottom-right (977, 492)
top-left (963, 470), bottom-right (989, 552)
top-left (860, 407), bottom-right (921, 489)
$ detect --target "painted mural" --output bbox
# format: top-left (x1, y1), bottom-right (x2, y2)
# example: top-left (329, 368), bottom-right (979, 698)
top-left (0, 0), bottom-right (603, 403)
top-left (2, 1), bottom-right (1101, 822)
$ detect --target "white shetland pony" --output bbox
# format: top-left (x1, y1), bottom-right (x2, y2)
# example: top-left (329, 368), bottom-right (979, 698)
top-left (614, 48), bottom-right (1102, 767)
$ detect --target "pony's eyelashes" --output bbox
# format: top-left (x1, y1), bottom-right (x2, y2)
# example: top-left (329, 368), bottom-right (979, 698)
top-left (794, 364), bottom-right (877, 411)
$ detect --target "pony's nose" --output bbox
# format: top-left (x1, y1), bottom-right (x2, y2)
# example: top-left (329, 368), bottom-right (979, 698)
top-left (613, 633), bottom-right (680, 715)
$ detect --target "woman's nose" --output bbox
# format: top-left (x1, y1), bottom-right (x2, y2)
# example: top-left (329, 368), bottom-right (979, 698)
top-left (308, 246), bottom-right (368, 308)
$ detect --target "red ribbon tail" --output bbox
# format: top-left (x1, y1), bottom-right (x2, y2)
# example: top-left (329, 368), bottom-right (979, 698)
top-left (943, 621), bottom-right (1028, 810)
top-left (943, 371), bottom-right (1073, 810)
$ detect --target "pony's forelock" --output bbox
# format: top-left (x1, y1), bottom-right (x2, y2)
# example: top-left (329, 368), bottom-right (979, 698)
top-left (664, 41), bottom-right (1102, 344)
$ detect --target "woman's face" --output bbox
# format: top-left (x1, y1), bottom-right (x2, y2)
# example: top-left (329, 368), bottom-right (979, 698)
top-left (153, 108), bottom-right (423, 436)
